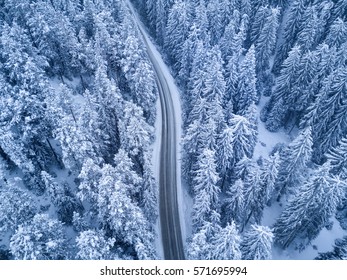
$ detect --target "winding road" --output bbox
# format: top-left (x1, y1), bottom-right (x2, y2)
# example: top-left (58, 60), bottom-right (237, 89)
top-left (126, 2), bottom-right (185, 260)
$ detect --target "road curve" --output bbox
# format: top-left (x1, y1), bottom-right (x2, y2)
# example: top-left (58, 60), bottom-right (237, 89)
top-left (126, 2), bottom-right (185, 260)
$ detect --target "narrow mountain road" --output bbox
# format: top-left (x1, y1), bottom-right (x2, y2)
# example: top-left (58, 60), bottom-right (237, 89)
top-left (126, 2), bottom-right (185, 260)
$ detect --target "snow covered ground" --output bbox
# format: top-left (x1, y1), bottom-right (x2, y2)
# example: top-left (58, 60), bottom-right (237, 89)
top-left (253, 96), bottom-right (291, 159)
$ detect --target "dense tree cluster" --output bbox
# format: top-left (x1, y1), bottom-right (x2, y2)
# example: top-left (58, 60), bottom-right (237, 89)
top-left (1, 0), bottom-right (347, 260)
top-left (134, 0), bottom-right (347, 259)
top-left (0, 0), bottom-right (158, 260)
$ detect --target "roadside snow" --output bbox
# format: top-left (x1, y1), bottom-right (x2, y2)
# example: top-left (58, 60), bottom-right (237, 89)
top-left (126, 1), bottom-right (186, 258)
top-left (152, 97), bottom-right (164, 259)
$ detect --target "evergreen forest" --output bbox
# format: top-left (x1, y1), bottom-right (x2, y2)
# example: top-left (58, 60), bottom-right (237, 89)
top-left (0, 0), bottom-right (347, 260)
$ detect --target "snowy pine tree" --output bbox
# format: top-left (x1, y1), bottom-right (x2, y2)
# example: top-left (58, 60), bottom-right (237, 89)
top-left (274, 163), bottom-right (346, 249)
top-left (241, 224), bottom-right (274, 260)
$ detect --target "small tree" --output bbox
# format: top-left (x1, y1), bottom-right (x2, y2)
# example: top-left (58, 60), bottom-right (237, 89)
top-left (241, 224), bottom-right (274, 260)
top-left (76, 230), bottom-right (115, 260)
top-left (10, 214), bottom-right (67, 260)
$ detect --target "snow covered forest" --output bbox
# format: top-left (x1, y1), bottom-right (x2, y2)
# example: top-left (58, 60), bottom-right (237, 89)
top-left (0, 0), bottom-right (347, 260)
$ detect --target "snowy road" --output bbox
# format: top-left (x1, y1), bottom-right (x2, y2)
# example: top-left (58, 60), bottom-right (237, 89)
top-left (126, 2), bottom-right (185, 260)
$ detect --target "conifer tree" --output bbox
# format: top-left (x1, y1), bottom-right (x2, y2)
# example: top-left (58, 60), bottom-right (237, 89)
top-left (211, 222), bottom-right (242, 260)
top-left (274, 163), bottom-right (346, 249)
top-left (192, 149), bottom-right (220, 229)
top-left (241, 224), bottom-right (274, 260)
top-left (224, 179), bottom-right (245, 226)
top-left (10, 214), bottom-right (67, 260)
top-left (326, 18), bottom-right (347, 48)
top-left (260, 152), bottom-right (280, 204)
top-left (326, 136), bottom-right (347, 176)
top-left (164, 0), bottom-right (191, 66)
top-left (296, 5), bottom-right (321, 51)
top-left (76, 230), bottom-right (115, 260)
top-left (234, 45), bottom-right (258, 114)
top-left (228, 114), bottom-right (257, 163)
top-left (276, 127), bottom-right (313, 199)
top-left (264, 45), bottom-right (302, 131)
top-left (311, 67), bottom-right (347, 160)
top-left (254, 7), bottom-right (279, 83)
top-left (243, 165), bottom-right (264, 228)
top-left (273, 0), bottom-right (309, 73)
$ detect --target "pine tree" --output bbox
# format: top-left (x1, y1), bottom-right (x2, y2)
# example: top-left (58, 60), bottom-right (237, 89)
top-left (219, 19), bottom-right (240, 62)
top-left (145, 0), bottom-right (157, 34)
top-left (326, 18), bottom-right (347, 48)
top-left (291, 50), bottom-right (320, 120)
top-left (96, 166), bottom-right (156, 259)
top-left (216, 125), bottom-right (235, 187)
top-left (273, 0), bottom-right (309, 73)
top-left (276, 127), bottom-right (313, 199)
top-left (311, 67), bottom-right (347, 161)
top-left (200, 46), bottom-right (225, 128)
top-left (113, 149), bottom-right (142, 197)
top-left (242, 164), bottom-right (264, 228)
top-left (264, 45), bottom-right (302, 131)
top-left (241, 224), bottom-right (274, 260)
top-left (192, 148), bottom-right (220, 229)
top-left (155, 0), bottom-right (169, 45)
top-left (188, 226), bottom-right (211, 260)
top-left (0, 184), bottom-right (37, 234)
top-left (177, 24), bottom-right (203, 89)
top-left (326, 136), bottom-right (347, 176)
top-left (77, 158), bottom-right (102, 215)
top-left (254, 7), bottom-right (280, 83)
top-left (274, 163), bottom-right (346, 249)
top-left (10, 214), bottom-right (67, 260)
top-left (0, 23), bottom-right (52, 172)
top-left (41, 171), bottom-right (83, 224)
top-left (250, 5), bottom-right (272, 44)
top-left (140, 150), bottom-right (159, 223)
top-left (164, 0), bottom-right (191, 66)
top-left (260, 152), bottom-right (280, 204)
top-left (232, 157), bottom-right (256, 182)
top-left (119, 101), bottom-right (152, 157)
top-left (192, 0), bottom-right (209, 42)
top-left (234, 45), bottom-right (258, 114)
top-left (185, 39), bottom-right (207, 117)
top-left (76, 230), bottom-right (116, 260)
top-left (89, 58), bottom-right (122, 160)
top-left (331, 0), bottom-right (347, 21)
top-left (25, 1), bottom-right (81, 77)
top-left (296, 5), bottom-right (321, 51)
top-left (228, 114), bottom-right (257, 163)
top-left (224, 53), bottom-right (239, 117)
top-left (224, 179), bottom-right (245, 226)
top-left (211, 222), bottom-right (242, 260)
top-left (206, 0), bottom-right (227, 44)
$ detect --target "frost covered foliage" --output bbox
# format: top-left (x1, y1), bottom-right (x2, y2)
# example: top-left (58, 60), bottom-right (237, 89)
top-left (76, 230), bottom-right (116, 260)
top-left (10, 214), bottom-right (67, 260)
top-left (0, 0), bottom-right (158, 259)
top-left (241, 225), bottom-right (274, 260)
top-left (0, 185), bottom-right (37, 234)
top-left (134, 0), bottom-right (347, 259)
